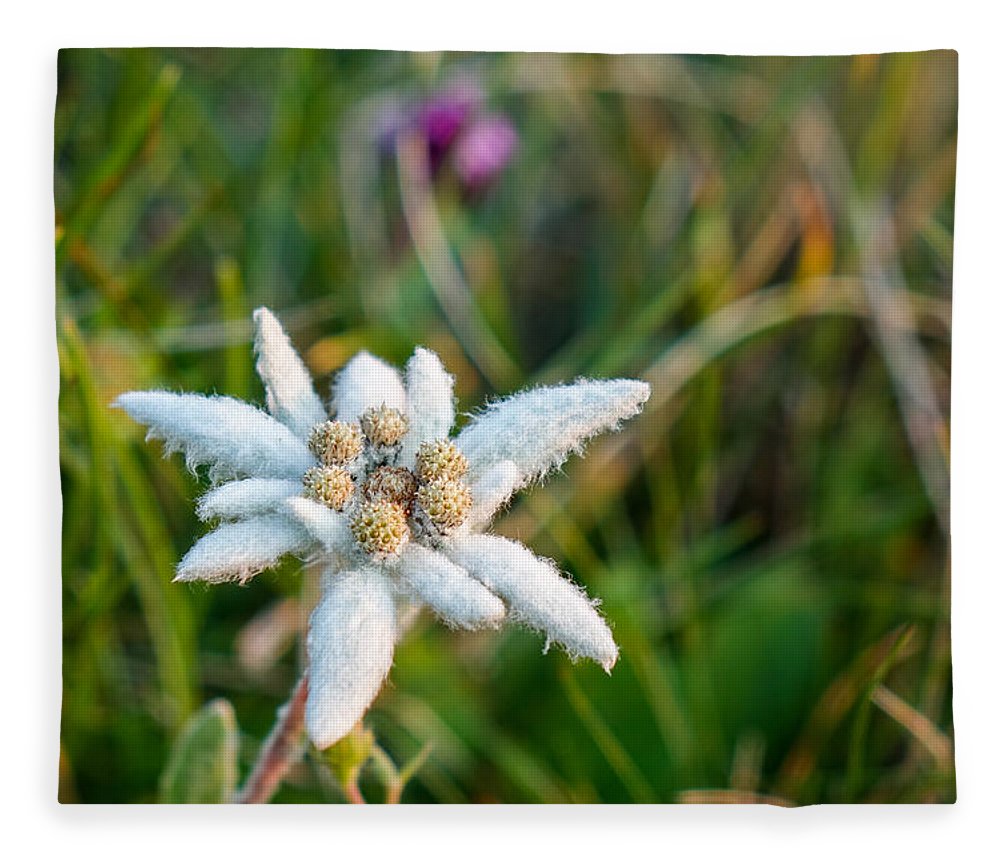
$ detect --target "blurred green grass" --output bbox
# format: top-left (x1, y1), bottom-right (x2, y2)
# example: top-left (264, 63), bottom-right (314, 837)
top-left (56, 49), bottom-right (954, 803)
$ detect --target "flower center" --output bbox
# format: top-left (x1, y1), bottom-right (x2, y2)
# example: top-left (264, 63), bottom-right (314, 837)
top-left (414, 439), bottom-right (469, 483)
top-left (308, 420), bottom-right (364, 465)
top-left (302, 420), bottom-right (474, 559)
top-left (363, 465), bottom-right (418, 511)
top-left (303, 465), bottom-right (354, 511)
top-left (415, 478), bottom-right (472, 532)
top-left (360, 405), bottom-right (410, 449)
top-left (350, 500), bottom-right (411, 558)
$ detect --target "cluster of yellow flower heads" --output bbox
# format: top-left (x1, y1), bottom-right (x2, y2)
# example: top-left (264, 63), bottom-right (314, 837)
top-left (303, 406), bottom-right (472, 559)
top-left (413, 441), bottom-right (472, 533)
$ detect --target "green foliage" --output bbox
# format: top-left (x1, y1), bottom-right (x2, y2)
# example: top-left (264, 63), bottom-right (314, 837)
top-left (689, 565), bottom-right (827, 758)
top-left (159, 700), bottom-right (240, 803)
top-left (56, 49), bottom-right (955, 804)
top-left (322, 724), bottom-right (375, 789)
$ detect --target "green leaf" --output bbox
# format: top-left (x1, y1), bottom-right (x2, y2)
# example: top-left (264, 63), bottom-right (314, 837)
top-left (322, 723), bottom-right (375, 787)
top-left (159, 700), bottom-right (240, 803)
top-left (685, 564), bottom-right (829, 758)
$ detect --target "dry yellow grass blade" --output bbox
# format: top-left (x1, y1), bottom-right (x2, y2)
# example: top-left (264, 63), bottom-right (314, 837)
top-left (677, 790), bottom-right (795, 807)
top-left (870, 685), bottom-right (954, 772)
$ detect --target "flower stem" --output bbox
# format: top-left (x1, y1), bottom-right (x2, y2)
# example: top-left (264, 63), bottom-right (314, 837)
top-left (234, 675), bottom-right (309, 804)
top-left (343, 778), bottom-right (367, 804)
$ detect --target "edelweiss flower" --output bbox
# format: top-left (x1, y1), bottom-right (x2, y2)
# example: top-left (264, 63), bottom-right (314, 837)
top-left (115, 308), bottom-right (650, 749)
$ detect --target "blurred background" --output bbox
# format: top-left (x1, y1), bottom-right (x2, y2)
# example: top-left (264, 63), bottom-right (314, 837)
top-left (55, 49), bottom-right (955, 803)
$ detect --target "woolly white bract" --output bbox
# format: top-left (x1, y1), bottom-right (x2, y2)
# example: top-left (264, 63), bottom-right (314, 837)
top-left (115, 307), bottom-right (650, 749)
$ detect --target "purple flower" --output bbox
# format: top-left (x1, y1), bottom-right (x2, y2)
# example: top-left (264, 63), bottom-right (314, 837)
top-left (367, 74), bottom-right (517, 192)
top-left (453, 114), bottom-right (519, 191)
top-left (416, 77), bottom-right (483, 166)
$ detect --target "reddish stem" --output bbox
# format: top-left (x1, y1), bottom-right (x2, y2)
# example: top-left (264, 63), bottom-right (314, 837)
top-left (343, 779), bottom-right (367, 805)
top-left (234, 676), bottom-right (309, 804)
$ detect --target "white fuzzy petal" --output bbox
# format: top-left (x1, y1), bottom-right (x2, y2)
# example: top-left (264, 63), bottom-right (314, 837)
top-left (456, 379), bottom-right (650, 484)
top-left (284, 497), bottom-right (354, 557)
top-left (306, 567), bottom-right (396, 749)
top-left (175, 515), bottom-right (312, 584)
top-left (196, 478), bottom-right (302, 521)
top-left (467, 459), bottom-right (521, 529)
top-left (396, 543), bottom-right (505, 630)
top-left (253, 307), bottom-right (328, 439)
top-left (448, 534), bottom-right (618, 670)
top-left (331, 351), bottom-right (407, 422)
top-left (399, 347), bottom-right (455, 466)
top-left (114, 391), bottom-right (316, 482)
